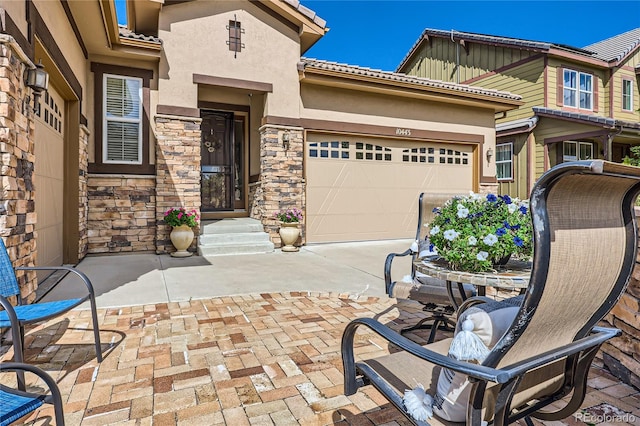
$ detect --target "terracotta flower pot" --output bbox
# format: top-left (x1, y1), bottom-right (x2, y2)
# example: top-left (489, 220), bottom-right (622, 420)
top-left (170, 224), bottom-right (194, 257)
top-left (279, 222), bottom-right (300, 252)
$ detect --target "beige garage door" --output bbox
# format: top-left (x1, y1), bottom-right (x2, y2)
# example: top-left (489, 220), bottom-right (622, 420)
top-left (306, 134), bottom-right (475, 243)
top-left (34, 85), bottom-right (65, 269)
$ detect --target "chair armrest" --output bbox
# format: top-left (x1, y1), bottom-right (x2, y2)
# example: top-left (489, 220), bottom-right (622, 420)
top-left (496, 326), bottom-right (620, 380)
top-left (17, 265), bottom-right (95, 295)
top-left (0, 362), bottom-right (64, 410)
top-left (342, 317), bottom-right (620, 392)
top-left (384, 249), bottom-right (414, 295)
top-left (342, 317), bottom-right (506, 385)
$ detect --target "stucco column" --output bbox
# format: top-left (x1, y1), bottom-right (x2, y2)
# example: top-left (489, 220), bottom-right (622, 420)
top-left (154, 114), bottom-right (202, 254)
top-left (0, 38), bottom-right (38, 301)
top-left (257, 125), bottom-right (305, 246)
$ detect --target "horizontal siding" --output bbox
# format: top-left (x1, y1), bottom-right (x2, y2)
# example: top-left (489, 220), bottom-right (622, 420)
top-left (474, 59), bottom-right (545, 121)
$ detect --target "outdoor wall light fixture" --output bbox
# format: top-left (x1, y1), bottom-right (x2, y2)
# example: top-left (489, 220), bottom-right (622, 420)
top-left (24, 60), bottom-right (49, 115)
top-left (486, 147), bottom-right (494, 163)
top-left (282, 131), bottom-right (290, 149)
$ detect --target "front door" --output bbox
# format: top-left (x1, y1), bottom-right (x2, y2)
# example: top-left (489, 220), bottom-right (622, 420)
top-left (200, 111), bottom-right (246, 212)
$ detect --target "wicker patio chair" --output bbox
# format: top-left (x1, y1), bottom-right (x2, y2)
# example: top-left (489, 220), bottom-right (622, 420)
top-left (0, 361), bottom-right (65, 425)
top-left (343, 160), bottom-right (640, 425)
top-left (384, 192), bottom-right (475, 342)
top-left (0, 238), bottom-right (102, 390)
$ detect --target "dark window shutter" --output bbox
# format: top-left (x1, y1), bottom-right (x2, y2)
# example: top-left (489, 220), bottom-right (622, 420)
top-left (556, 67), bottom-right (564, 106)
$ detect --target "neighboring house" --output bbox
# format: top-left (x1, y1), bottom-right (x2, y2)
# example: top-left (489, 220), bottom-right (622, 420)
top-left (397, 28), bottom-right (640, 199)
top-left (0, 0), bottom-right (521, 300)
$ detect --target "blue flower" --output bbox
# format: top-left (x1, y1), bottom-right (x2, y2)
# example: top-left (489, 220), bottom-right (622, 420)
top-left (432, 207), bottom-right (441, 214)
top-left (501, 195), bottom-right (512, 204)
top-left (429, 243), bottom-right (435, 251)
top-left (496, 227), bottom-right (507, 237)
top-left (513, 236), bottom-right (524, 247)
top-left (511, 224), bottom-right (521, 230)
top-left (519, 206), bottom-right (528, 214)
top-left (503, 221), bottom-right (511, 229)
top-left (486, 194), bottom-right (498, 203)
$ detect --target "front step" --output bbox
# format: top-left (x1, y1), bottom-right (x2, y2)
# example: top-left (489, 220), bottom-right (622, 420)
top-left (198, 218), bottom-right (274, 256)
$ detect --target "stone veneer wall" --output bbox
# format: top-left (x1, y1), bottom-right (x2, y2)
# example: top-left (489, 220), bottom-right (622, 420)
top-left (600, 207), bottom-right (640, 390)
top-left (0, 40), bottom-right (37, 301)
top-left (86, 176), bottom-right (156, 253)
top-left (78, 125), bottom-right (89, 258)
top-left (154, 115), bottom-right (201, 254)
top-left (253, 126), bottom-right (305, 247)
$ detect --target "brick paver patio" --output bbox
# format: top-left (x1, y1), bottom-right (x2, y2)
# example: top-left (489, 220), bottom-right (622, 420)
top-left (1, 292), bottom-right (639, 425)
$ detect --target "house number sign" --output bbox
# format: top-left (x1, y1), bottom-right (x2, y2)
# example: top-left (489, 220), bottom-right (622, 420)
top-left (395, 128), bottom-right (412, 136)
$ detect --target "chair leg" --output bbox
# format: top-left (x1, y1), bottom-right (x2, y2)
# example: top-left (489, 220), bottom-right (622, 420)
top-left (11, 323), bottom-right (25, 390)
top-left (401, 313), bottom-right (456, 343)
top-left (89, 295), bottom-right (103, 362)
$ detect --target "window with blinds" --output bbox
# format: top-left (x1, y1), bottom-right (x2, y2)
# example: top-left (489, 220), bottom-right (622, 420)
top-left (103, 74), bottom-right (142, 164)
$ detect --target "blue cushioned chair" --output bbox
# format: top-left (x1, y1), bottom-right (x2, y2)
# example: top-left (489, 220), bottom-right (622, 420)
top-left (0, 362), bottom-right (64, 425)
top-left (0, 238), bottom-right (102, 389)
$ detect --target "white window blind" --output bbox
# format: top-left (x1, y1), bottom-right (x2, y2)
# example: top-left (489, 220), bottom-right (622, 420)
top-left (103, 74), bottom-right (142, 164)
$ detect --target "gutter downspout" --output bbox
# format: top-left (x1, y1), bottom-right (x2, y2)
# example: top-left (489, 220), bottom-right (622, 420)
top-left (451, 30), bottom-right (459, 84)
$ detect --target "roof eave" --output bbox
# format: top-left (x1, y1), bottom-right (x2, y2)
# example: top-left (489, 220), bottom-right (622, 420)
top-left (99, 0), bottom-right (121, 47)
top-left (300, 67), bottom-right (522, 113)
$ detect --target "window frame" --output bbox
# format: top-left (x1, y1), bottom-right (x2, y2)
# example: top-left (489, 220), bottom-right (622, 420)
top-left (495, 142), bottom-right (513, 181)
top-left (563, 69), bottom-right (593, 111)
top-left (622, 78), bottom-right (634, 112)
top-left (89, 63), bottom-right (154, 175)
top-left (562, 141), bottom-right (593, 162)
top-left (102, 73), bottom-right (143, 165)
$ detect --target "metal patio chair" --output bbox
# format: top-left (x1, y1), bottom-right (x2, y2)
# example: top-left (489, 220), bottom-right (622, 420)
top-left (0, 238), bottom-right (102, 389)
top-left (343, 160), bottom-right (640, 425)
top-left (384, 192), bottom-right (475, 342)
top-left (0, 361), bottom-right (65, 425)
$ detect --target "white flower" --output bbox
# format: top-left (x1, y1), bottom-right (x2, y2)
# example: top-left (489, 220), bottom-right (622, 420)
top-left (444, 229), bottom-right (459, 241)
top-left (507, 203), bottom-right (517, 214)
top-left (477, 251), bottom-right (488, 261)
top-left (457, 208), bottom-right (469, 218)
top-left (430, 225), bottom-right (440, 236)
top-left (468, 236), bottom-right (477, 246)
top-left (483, 234), bottom-right (498, 246)
top-left (456, 203), bottom-right (465, 210)
top-left (469, 192), bottom-right (482, 201)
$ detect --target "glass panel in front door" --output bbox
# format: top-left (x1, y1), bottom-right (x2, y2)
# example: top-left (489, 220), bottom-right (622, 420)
top-left (201, 112), bottom-right (234, 211)
top-left (233, 117), bottom-right (245, 209)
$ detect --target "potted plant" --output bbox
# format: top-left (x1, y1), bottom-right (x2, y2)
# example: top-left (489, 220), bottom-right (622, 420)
top-left (164, 207), bottom-right (199, 257)
top-left (274, 208), bottom-right (303, 252)
top-left (427, 193), bottom-right (533, 272)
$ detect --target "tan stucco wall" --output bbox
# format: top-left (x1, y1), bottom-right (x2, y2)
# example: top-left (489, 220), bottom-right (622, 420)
top-left (158, 0), bottom-right (302, 118)
top-left (300, 84), bottom-right (498, 177)
top-left (33, 0), bottom-right (87, 102)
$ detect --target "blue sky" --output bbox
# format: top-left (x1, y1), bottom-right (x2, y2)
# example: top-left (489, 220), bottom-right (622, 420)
top-left (115, 0), bottom-right (640, 71)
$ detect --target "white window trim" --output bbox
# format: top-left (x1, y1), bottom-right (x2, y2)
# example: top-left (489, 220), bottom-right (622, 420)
top-left (102, 73), bottom-right (143, 165)
top-left (563, 69), bottom-right (593, 111)
top-left (622, 78), bottom-right (634, 112)
top-left (496, 142), bottom-right (513, 181)
top-left (563, 141), bottom-right (593, 162)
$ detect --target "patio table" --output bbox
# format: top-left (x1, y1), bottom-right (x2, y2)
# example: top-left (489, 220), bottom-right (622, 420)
top-left (414, 255), bottom-right (531, 310)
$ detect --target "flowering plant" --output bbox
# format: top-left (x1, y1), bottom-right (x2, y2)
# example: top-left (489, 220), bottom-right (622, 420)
top-left (164, 207), bottom-right (199, 228)
top-left (427, 192), bottom-right (533, 272)
top-left (274, 208), bottom-right (303, 223)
